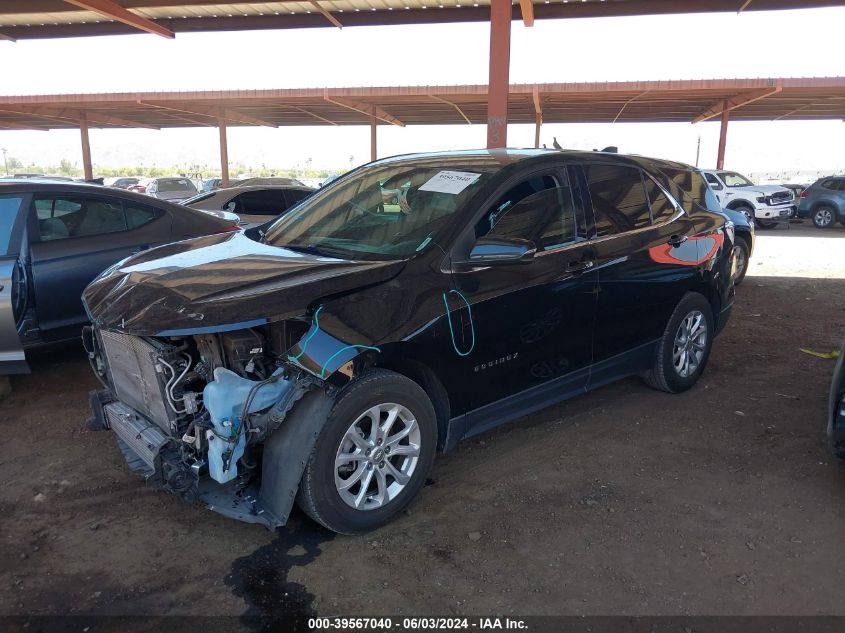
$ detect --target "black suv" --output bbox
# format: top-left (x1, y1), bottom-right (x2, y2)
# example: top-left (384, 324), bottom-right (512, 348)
top-left (84, 149), bottom-right (736, 534)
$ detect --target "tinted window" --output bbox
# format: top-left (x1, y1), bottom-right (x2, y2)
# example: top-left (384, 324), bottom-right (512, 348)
top-left (660, 168), bottom-right (708, 211)
top-left (704, 173), bottom-right (720, 185)
top-left (585, 164), bottom-right (651, 236)
top-left (475, 174), bottom-right (559, 238)
top-left (35, 196), bottom-right (127, 241)
top-left (477, 173), bottom-right (576, 250)
top-left (239, 190), bottom-right (285, 215)
top-left (0, 195), bottom-right (23, 254)
top-left (821, 179), bottom-right (836, 190)
top-left (643, 176), bottom-right (677, 224)
top-left (124, 202), bottom-right (160, 229)
top-left (284, 189), bottom-right (311, 208)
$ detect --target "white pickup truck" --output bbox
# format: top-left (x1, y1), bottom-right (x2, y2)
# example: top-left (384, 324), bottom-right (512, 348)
top-left (701, 170), bottom-right (795, 228)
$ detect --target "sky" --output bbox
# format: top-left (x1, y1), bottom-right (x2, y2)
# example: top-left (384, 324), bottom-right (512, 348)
top-left (0, 6), bottom-right (844, 176)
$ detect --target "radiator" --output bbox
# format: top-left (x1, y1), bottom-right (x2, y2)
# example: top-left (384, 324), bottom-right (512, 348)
top-left (99, 329), bottom-right (174, 433)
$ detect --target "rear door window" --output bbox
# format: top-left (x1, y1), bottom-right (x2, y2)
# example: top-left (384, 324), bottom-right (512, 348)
top-left (34, 196), bottom-right (128, 241)
top-left (124, 202), bottom-right (161, 229)
top-left (283, 189), bottom-right (312, 208)
top-left (643, 176), bottom-right (677, 224)
top-left (239, 190), bottom-right (285, 215)
top-left (584, 164), bottom-right (651, 236)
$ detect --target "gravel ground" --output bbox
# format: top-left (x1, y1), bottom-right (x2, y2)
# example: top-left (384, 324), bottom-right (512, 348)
top-left (2, 222), bottom-right (844, 628)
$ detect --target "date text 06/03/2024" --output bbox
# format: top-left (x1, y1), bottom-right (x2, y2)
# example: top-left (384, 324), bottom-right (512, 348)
top-left (307, 617), bottom-right (528, 630)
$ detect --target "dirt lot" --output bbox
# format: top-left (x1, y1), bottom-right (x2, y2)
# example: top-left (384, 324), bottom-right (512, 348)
top-left (2, 223), bottom-right (844, 627)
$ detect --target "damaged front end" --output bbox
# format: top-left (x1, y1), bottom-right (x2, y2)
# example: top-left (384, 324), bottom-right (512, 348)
top-left (84, 311), bottom-right (376, 529)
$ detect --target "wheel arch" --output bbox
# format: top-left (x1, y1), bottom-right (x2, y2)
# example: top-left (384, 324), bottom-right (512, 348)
top-left (377, 343), bottom-right (453, 451)
top-left (812, 200), bottom-right (840, 217)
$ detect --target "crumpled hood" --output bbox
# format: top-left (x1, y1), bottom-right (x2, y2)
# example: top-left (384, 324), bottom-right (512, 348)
top-left (748, 184), bottom-right (793, 196)
top-left (83, 232), bottom-right (405, 336)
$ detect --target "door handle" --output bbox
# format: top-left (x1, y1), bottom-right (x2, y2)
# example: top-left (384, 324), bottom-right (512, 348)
top-left (567, 259), bottom-right (595, 274)
top-left (667, 235), bottom-right (688, 248)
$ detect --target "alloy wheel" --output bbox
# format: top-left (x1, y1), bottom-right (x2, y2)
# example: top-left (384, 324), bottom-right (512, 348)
top-left (672, 310), bottom-right (708, 378)
top-left (731, 245), bottom-right (747, 283)
top-left (334, 403), bottom-right (421, 511)
top-left (814, 208), bottom-right (834, 228)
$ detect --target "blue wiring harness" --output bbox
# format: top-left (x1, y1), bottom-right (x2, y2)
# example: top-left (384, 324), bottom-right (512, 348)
top-left (442, 289), bottom-right (475, 357)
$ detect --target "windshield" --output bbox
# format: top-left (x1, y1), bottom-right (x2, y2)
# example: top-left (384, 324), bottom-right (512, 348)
top-left (261, 158), bottom-right (497, 260)
top-left (717, 172), bottom-right (754, 187)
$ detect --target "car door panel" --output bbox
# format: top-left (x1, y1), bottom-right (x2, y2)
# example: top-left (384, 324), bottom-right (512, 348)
top-left (28, 194), bottom-right (170, 340)
top-left (582, 163), bottom-right (698, 369)
top-left (0, 193), bottom-right (29, 373)
top-left (445, 166), bottom-right (597, 438)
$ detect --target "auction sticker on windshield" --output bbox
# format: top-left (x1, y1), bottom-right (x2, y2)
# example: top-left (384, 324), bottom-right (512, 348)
top-left (418, 171), bottom-right (481, 195)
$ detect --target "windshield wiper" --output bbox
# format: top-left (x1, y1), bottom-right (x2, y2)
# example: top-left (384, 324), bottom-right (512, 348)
top-left (281, 243), bottom-right (349, 258)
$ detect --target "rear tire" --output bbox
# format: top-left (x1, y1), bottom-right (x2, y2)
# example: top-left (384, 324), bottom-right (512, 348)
top-left (732, 240), bottom-right (750, 286)
top-left (296, 368), bottom-right (437, 535)
top-left (645, 293), bottom-right (714, 394)
top-left (813, 205), bottom-right (836, 229)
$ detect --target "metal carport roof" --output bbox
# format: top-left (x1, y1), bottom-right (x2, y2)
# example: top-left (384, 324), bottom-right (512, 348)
top-left (1, 0), bottom-right (843, 40)
top-left (1, 78), bottom-right (844, 131)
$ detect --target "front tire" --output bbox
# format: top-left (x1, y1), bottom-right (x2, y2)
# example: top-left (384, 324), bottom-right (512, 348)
top-left (645, 293), bottom-right (714, 394)
top-left (813, 205), bottom-right (836, 229)
top-left (296, 368), bottom-right (437, 534)
top-left (733, 204), bottom-right (755, 225)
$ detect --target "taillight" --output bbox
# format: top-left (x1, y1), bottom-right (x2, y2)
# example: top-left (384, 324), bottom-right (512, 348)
top-left (800, 191), bottom-right (809, 198)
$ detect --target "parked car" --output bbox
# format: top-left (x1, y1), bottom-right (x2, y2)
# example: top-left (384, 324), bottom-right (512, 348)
top-left (0, 180), bottom-right (240, 374)
top-left (130, 177), bottom-right (198, 202)
top-left (797, 176), bottom-right (845, 229)
top-left (83, 149), bottom-right (735, 534)
top-left (236, 176), bottom-right (305, 187)
top-left (700, 169), bottom-right (794, 228)
top-left (107, 177), bottom-right (142, 190)
top-left (183, 184), bottom-right (315, 227)
top-left (829, 339), bottom-right (845, 460)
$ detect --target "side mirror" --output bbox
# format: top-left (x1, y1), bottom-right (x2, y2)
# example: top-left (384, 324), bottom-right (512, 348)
top-left (710, 182), bottom-right (723, 191)
top-left (459, 236), bottom-right (536, 268)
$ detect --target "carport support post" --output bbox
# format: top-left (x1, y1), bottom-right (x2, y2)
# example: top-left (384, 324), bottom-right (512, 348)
top-left (486, 0), bottom-right (511, 149)
top-left (370, 109), bottom-right (377, 162)
top-left (716, 101), bottom-right (729, 170)
top-left (217, 117), bottom-right (229, 187)
top-left (79, 114), bottom-right (93, 181)
top-left (534, 114), bottom-right (541, 149)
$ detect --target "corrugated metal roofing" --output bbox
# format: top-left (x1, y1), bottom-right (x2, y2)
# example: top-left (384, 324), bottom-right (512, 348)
top-left (1, 1), bottom-right (843, 40)
top-left (1, 78), bottom-right (843, 130)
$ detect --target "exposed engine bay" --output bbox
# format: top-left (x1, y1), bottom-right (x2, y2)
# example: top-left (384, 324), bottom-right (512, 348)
top-left (84, 318), bottom-right (337, 529)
